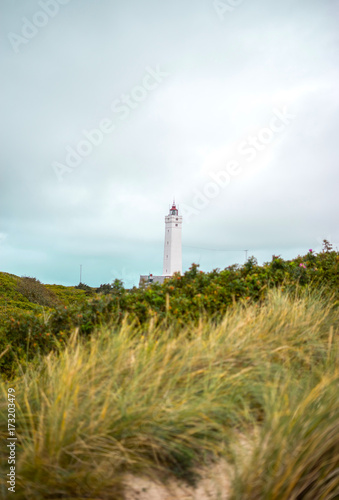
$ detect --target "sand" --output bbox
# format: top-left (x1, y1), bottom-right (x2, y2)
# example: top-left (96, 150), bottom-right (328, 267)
top-left (124, 461), bottom-right (231, 500)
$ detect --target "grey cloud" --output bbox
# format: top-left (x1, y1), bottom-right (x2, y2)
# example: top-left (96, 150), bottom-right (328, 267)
top-left (1, 0), bottom-right (338, 286)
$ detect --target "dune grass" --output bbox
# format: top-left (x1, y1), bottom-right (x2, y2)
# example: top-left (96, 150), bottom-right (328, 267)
top-left (0, 289), bottom-right (338, 499)
top-left (230, 374), bottom-right (339, 500)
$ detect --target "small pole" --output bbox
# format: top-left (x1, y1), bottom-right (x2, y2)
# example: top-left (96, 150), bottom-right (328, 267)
top-left (80, 264), bottom-right (82, 284)
top-left (244, 250), bottom-right (248, 262)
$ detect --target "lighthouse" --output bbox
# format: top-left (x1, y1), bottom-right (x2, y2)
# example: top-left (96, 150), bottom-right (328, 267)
top-left (162, 201), bottom-right (182, 276)
top-left (139, 201), bottom-right (183, 287)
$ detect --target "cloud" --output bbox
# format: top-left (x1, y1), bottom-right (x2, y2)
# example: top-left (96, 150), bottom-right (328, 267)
top-left (0, 0), bottom-right (338, 286)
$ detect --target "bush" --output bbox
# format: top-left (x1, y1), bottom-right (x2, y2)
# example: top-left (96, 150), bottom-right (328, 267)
top-left (75, 282), bottom-right (94, 296)
top-left (96, 279), bottom-right (125, 295)
top-left (16, 277), bottom-right (60, 308)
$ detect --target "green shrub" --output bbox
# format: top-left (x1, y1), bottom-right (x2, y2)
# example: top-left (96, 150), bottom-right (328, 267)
top-left (74, 282), bottom-right (95, 296)
top-left (16, 277), bottom-right (60, 308)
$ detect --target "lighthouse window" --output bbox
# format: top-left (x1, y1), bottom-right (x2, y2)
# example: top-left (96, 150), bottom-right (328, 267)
top-left (176, 218), bottom-right (178, 220)
top-left (175, 224), bottom-right (178, 226)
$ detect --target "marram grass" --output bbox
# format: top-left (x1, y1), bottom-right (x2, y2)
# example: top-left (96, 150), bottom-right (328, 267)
top-left (230, 374), bottom-right (339, 500)
top-left (0, 289), bottom-right (338, 499)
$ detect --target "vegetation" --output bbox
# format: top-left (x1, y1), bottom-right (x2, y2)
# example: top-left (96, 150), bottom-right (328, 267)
top-left (230, 373), bottom-right (339, 499)
top-left (16, 277), bottom-right (61, 308)
top-left (45, 284), bottom-right (90, 306)
top-left (0, 242), bottom-right (338, 378)
top-left (0, 242), bottom-right (338, 498)
top-left (0, 289), bottom-right (338, 499)
top-left (0, 272), bottom-right (41, 317)
top-left (74, 281), bottom-right (95, 296)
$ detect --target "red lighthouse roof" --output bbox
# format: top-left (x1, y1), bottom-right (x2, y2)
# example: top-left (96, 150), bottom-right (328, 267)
top-left (169, 200), bottom-right (178, 216)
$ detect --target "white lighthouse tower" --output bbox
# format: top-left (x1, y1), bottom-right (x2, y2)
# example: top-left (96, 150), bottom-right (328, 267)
top-left (139, 201), bottom-right (183, 287)
top-left (163, 201), bottom-right (182, 276)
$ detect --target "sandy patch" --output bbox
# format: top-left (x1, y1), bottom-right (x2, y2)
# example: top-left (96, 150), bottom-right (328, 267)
top-left (123, 461), bottom-right (231, 500)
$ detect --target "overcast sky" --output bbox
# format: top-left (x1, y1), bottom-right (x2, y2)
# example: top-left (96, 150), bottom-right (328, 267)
top-left (1, 0), bottom-right (338, 288)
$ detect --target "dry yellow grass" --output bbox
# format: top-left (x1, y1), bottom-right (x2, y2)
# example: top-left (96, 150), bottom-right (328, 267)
top-left (0, 289), bottom-right (338, 499)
